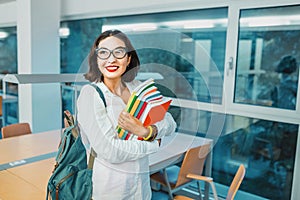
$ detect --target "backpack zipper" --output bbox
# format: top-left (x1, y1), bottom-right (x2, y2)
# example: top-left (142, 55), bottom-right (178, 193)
top-left (55, 171), bottom-right (75, 200)
top-left (52, 137), bottom-right (67, 173)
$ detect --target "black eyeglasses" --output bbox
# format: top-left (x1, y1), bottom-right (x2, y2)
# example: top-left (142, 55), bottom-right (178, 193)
top-left (95, 47), bottom-right (127, 60)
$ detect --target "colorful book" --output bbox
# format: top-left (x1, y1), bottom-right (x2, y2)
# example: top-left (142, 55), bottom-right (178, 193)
top-left (129, 98), bottom-right (141, 116)
top-left (136, 101), bottom-right (148, 119)
top-left (139, 97), bottom-right (172, 127)
top-left (116, 78), bottom-right (172, 140)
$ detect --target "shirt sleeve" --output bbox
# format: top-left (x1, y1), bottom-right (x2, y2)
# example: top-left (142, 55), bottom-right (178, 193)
top-left (154, 111), bottom-right (177, 139)
top-left (77, 84), bottom-right (159, 164)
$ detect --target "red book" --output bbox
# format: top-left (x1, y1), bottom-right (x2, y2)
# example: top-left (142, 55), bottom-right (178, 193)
top-left (136, 101), bottom-right (148, 119)
top-left (139, 97), bottom-right (172, 127)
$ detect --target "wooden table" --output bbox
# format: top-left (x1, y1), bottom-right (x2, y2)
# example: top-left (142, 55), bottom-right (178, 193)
top-left (0, 158), bottom-right (55, 200)
top-left (150, 132), bottom-right (212, 173)
top-left (0, 131), bottom-right (213, 200)
top-left (0, 129), bottom-right (61, 169)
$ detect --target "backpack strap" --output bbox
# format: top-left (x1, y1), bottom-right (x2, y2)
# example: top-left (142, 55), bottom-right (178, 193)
top-left (87, 83), bottom-right (107, 169)
top-left (90, 83), bottom-right (107, 107)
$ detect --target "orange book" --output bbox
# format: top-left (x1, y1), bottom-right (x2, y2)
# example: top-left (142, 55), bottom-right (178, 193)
top-left (139, 97), bottom-right (172, 127)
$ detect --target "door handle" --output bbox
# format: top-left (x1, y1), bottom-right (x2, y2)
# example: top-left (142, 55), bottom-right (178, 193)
top-left (227, 57), bottom-right (234, 76)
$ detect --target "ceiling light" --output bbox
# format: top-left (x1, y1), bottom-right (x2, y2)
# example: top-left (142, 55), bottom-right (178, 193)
top-left (0, 31), bottom-right (9, 39)
top-left (240, 15), bottom-right (300, 27)
top-left (59, 27), bottom-right (70, 38)
top-left (103, 23), bottom-right (157, 32)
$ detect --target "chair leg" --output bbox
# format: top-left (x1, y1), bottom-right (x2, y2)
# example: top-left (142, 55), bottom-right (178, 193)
top-left (208, 182), bottom-right (218, 200)
top-left (197, 181), bottom-right (203, 200)
top-left (163, 169), bottom-right (174, 200)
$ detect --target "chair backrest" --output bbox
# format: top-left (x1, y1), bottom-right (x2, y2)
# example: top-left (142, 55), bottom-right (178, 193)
top-left (226, 164), bottom-right (246, 200)
top-left (175, 143), bottom-right (210, 188)
top-left (1, 122), bottom-right (32, 139)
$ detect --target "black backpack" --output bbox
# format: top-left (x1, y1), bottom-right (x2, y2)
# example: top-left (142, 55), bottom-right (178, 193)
top-left (46, 84), bottom-right (106, 200)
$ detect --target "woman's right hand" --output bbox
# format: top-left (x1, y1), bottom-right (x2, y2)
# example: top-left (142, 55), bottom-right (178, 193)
top-left (118, 110), bottom-right (149, 138)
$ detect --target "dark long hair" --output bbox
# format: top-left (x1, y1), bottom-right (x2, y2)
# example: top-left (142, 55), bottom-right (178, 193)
top-left (84, 29), bottom-right (140, 83)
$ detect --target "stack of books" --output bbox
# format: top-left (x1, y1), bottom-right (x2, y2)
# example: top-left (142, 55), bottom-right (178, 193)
top-left (117, 78), bottom-right (172, 140)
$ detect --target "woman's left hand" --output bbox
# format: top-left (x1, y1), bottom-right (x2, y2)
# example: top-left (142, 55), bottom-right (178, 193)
top-left (118, 110), bottom-right (148, 138)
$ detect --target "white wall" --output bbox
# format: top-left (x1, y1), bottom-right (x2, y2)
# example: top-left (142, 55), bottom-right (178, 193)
top-left (0, 0), bottom-right (230, 25)
top-left (0, 1), bottom-right (16, 27)
top-left (2, 0), bottom-right (300, 24)
top-left (61, 0), bottom-right (228, 20)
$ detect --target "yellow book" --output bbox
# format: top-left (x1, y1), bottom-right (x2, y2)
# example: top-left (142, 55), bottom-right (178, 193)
top-left (126, 92), bottom-right (137, 112)
top-left (118, 128), bottom-right (126, 139)
top-left (129, 98), bottom-right (141, 115)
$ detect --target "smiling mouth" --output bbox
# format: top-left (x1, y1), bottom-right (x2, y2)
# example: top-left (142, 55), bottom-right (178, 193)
top-left (106, 66), bottom-right (119, 72)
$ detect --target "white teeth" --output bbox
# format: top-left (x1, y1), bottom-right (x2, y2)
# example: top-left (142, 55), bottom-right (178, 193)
top-left (106, 66), bottom-right (118, 70)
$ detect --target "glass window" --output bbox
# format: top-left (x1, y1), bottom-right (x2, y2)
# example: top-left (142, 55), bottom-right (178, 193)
top-left (0, 26), bottom-right (17, 75)
top-left (0, 26), bottom-right (18, 127)
top-left (60, 19), bottom-right (103, 74)
top-left (60, 7), bottom-right (228, 105)
top-left (0, 26), bottom-right (18, 95)
top-left (101, 8), bottom-right (228, 104)
top-left (176, 107), bottom-right (298, 200)
top-left (235, 5), bottom-right (300, 110)
top-left (213, 115), bottom-right (298, 200)
top-left (60, 19), bottom-right (104, 114)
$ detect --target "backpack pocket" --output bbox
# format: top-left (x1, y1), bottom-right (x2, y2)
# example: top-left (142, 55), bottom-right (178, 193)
top-left (48, 164), bottom-right (93, 200)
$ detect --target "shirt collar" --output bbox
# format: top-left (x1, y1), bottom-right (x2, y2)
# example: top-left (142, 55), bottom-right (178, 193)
top-left (94, 81), bottom-right (136, 94)
top-left (94, 82), bottom-right (110, 94)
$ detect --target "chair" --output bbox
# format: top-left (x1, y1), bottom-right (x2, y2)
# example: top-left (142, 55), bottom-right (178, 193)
top-left (1, 122), bottom-right (32, 139)
top-left (150, 143), bottom-right (211, 199)
top-left (174, 164), bottom-right (246, 200)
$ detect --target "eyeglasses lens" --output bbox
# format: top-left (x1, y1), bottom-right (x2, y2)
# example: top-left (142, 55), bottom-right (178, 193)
top-left (96, 47), bottom-right (127, 59)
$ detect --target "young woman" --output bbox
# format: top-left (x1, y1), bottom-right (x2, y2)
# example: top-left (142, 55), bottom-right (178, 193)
top-left (77, 29), bottom-right (176, 200)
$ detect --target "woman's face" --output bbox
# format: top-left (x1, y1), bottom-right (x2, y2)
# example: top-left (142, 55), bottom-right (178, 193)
top-left (96, 36), bottom-right (131, 81)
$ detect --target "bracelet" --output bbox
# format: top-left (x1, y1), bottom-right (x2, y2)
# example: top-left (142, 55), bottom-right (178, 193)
top-left (143, 126), bottom-right (153, 141)
top-left (148, 125), bottom-right (158, 142)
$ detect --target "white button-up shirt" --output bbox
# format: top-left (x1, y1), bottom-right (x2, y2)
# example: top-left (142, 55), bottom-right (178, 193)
top-left (77, 80), bottom-right (176, 200)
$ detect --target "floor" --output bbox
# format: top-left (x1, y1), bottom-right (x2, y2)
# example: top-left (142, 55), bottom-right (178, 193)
top-left (151, 186), bottom-right (202, 200)
top-left (151, 190), bottom-right (170, 200)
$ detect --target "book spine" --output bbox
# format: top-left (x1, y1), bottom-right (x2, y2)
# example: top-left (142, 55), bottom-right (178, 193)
top-left (118, 129), bottom-right (128, 140)
top-left (126, 92), bottom-right (137, 112)
top-left (117, 92), bottom-right (138, 139)
top-left (129, 98), bottom-right (141, 116)
top-left (136, 82), bottom-right (155, 96)
top-left (140, 87), bottom-right (157, 99)
top-left (145, 92), bottom-right (162, 102)
top-left (133, 99), bottom-right (145, 117)
top-left (136, 101), bottom-right (148, 119)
